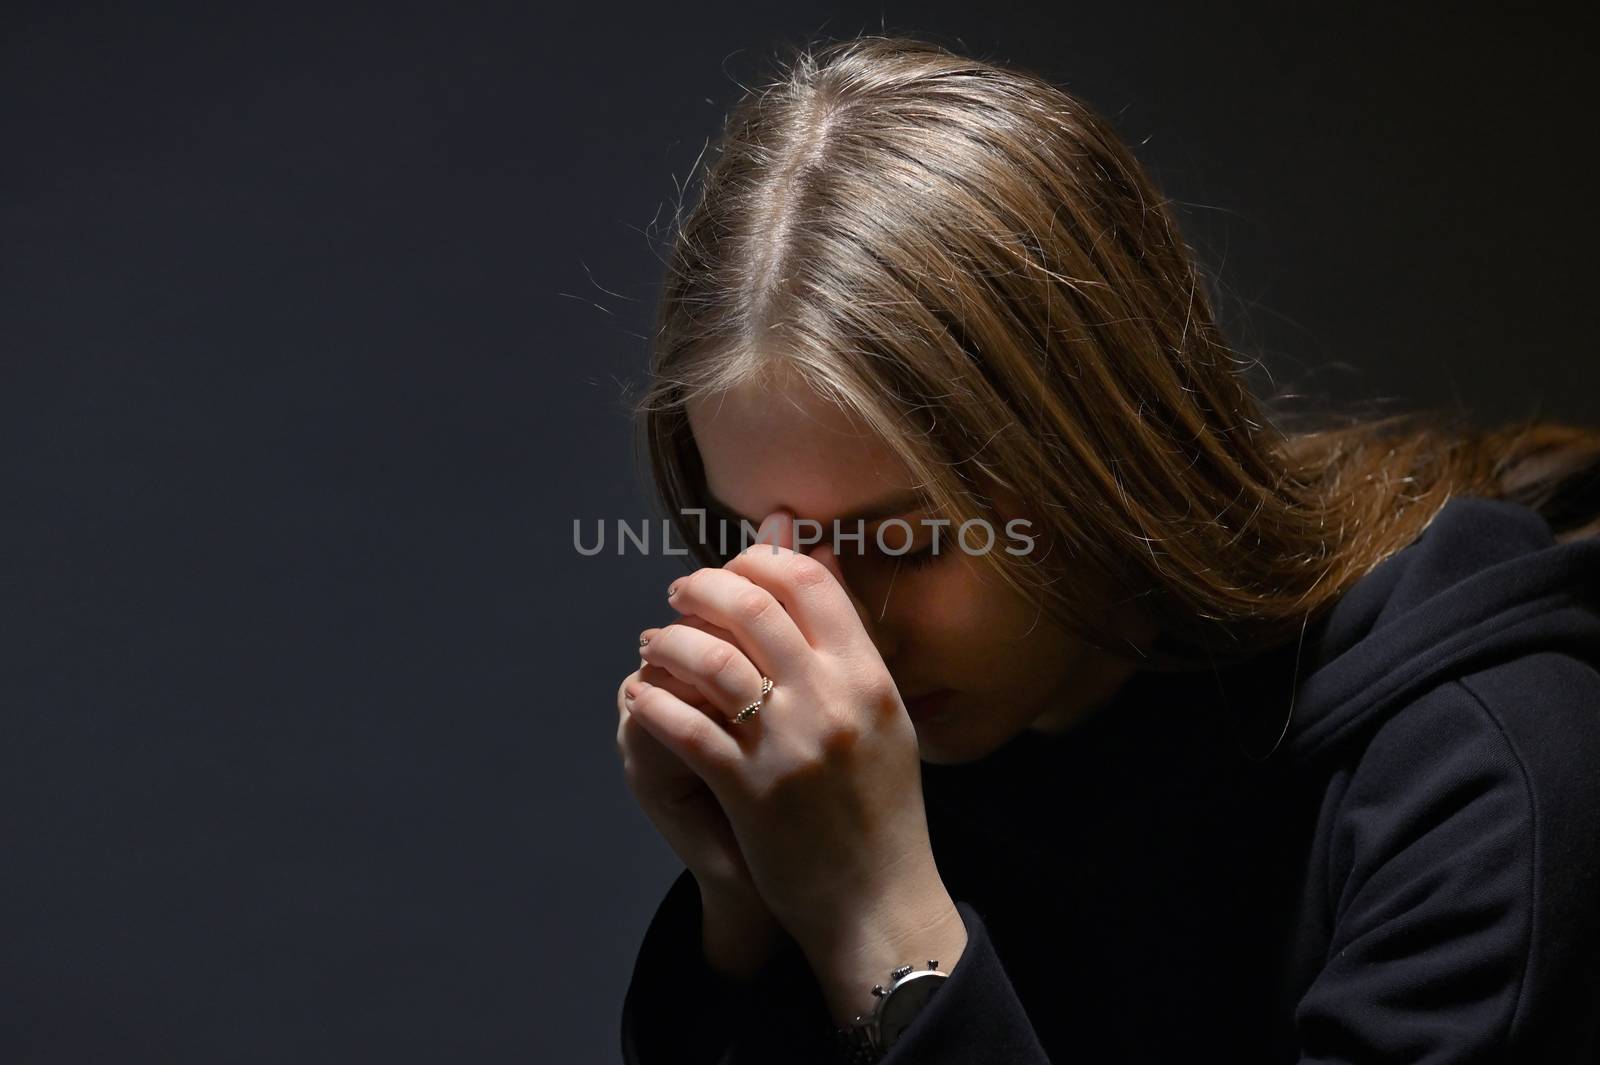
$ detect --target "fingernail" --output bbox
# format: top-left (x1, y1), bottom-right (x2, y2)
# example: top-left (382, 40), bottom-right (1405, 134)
top-left (667, 582), bottom-right (680, 599)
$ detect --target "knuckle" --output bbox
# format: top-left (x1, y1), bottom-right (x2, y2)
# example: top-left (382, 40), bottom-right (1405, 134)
top-left (678, 712), bottom-right (720, 760)
top-left (816, 712), bottom-right (865, 756)
top-left (867, 681), bottom-right (902, 720)
top-left (787, 552), bottom-right (833, 589)
top-left (699, 642), bottom-right (737, 680)
top-left (747, 747), bottom-right (822, 808)
top-left (733, 587), bottom-right (775, 625)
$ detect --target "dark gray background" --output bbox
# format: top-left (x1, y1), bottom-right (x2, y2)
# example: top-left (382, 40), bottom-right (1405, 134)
top-left (2, 2), bottom-right (1594, 1062)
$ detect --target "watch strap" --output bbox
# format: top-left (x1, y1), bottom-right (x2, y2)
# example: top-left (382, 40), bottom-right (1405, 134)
top-left (832, 1022), bottom-right (883, 1064)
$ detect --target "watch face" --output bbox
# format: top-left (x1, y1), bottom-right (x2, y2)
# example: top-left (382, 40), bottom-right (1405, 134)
top-left (879, 972), bottom-right (947, 1047)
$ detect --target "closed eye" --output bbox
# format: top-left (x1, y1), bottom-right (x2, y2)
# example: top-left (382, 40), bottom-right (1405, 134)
top-left (886, 542), bottom-right (940, 570)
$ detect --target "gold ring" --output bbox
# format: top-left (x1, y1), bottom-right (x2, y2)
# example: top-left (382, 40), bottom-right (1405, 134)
top-left (732, 676), bottom-right (773, 725)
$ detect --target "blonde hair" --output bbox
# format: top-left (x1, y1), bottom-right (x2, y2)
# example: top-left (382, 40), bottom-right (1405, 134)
top-left (629, 34), bottom-right (1600, 671)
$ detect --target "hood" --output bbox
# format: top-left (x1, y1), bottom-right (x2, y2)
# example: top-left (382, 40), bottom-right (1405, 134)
top-left (1272, 495), bottom-right (1600, 762)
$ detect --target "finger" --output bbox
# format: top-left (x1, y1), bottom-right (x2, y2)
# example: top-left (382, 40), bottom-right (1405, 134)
top-left (619, 646), bottom-right (720, 732)
top-left (665, 528), bottom-right (812, 680)
top-left (806, 539), bottom-right (880, 636)
top-left (719, 509), bottom-right (877, 656)
top-left (623, 675), bottom-right (745, 786)
top-left (659, 612), bottom-right (737, 643)
top-left (616, 676), bottom-right (697, 774)
top-left (643, 615), bottom-right (746, 704)
top-left (616, 691), bottom-right (717, 817)
top-left (638, 622), bottom-right (768, 724)
top-left (639, 662), bottom-right (716, 708)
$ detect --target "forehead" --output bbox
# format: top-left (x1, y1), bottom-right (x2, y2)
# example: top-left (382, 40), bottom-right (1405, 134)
top-left (686, 382), bottom-right (918, 523)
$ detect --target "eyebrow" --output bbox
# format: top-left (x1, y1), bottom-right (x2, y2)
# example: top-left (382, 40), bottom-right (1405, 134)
top-left (704, 487), bottom-right (929, 527)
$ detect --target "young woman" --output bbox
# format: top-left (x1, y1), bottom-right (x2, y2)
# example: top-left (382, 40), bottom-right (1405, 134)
top-left (613, 34), bottom-right (1600, 1064)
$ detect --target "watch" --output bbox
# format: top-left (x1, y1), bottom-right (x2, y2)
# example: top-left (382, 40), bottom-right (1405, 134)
top-left (832, 959), bottom-right (949, 1063)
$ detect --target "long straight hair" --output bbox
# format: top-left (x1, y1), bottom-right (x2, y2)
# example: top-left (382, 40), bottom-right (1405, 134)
top-left (630, 34), bottom-right (1600, 670)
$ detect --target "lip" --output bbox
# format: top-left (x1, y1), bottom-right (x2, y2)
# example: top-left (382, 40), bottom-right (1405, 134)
top-left (903, 689), bottom-right (953, 721)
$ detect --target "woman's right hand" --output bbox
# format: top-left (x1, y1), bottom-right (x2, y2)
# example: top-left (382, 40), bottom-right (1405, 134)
top-left (615, 613), bottom-right (784, 981)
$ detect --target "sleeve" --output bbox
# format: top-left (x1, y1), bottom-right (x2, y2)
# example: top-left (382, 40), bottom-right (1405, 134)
top-left (619, 866), bottom-right (837, 1065)
top-left (621, 867), bottom-right (1055, 1064)
top-left (877, 899), bottom-right (1053, 1063)
top-left (1292, 677), bottom-right (1600, 1064)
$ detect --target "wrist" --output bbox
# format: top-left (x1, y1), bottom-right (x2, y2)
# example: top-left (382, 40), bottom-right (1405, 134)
top-left (808, 892), bottom-right (967, 1027)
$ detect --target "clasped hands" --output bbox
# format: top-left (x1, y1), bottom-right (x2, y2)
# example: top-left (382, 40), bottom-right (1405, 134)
top-left (615, 509), bottom-right (967, 1024)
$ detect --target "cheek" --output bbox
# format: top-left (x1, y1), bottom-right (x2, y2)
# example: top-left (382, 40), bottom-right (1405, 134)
top-left (926, 565), bottom-right (1080, 667)
top-left (935, 558), bottom-right (1031, 627)
top-left (903, 564), bottom-right (1012, 644)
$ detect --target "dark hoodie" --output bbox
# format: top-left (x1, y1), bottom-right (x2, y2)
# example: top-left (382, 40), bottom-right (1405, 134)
top-left (619, 496), bottom-right (1600, 1063)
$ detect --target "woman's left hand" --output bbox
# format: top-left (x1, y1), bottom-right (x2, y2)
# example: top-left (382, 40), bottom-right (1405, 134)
top-left (627, 510), bottom-right (964, 1006)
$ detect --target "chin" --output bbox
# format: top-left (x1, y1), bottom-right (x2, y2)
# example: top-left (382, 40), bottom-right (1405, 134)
top-left (914, 715), bottom-right (1015, 766)
top-left (916, 739), bottom-right (966, 767)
